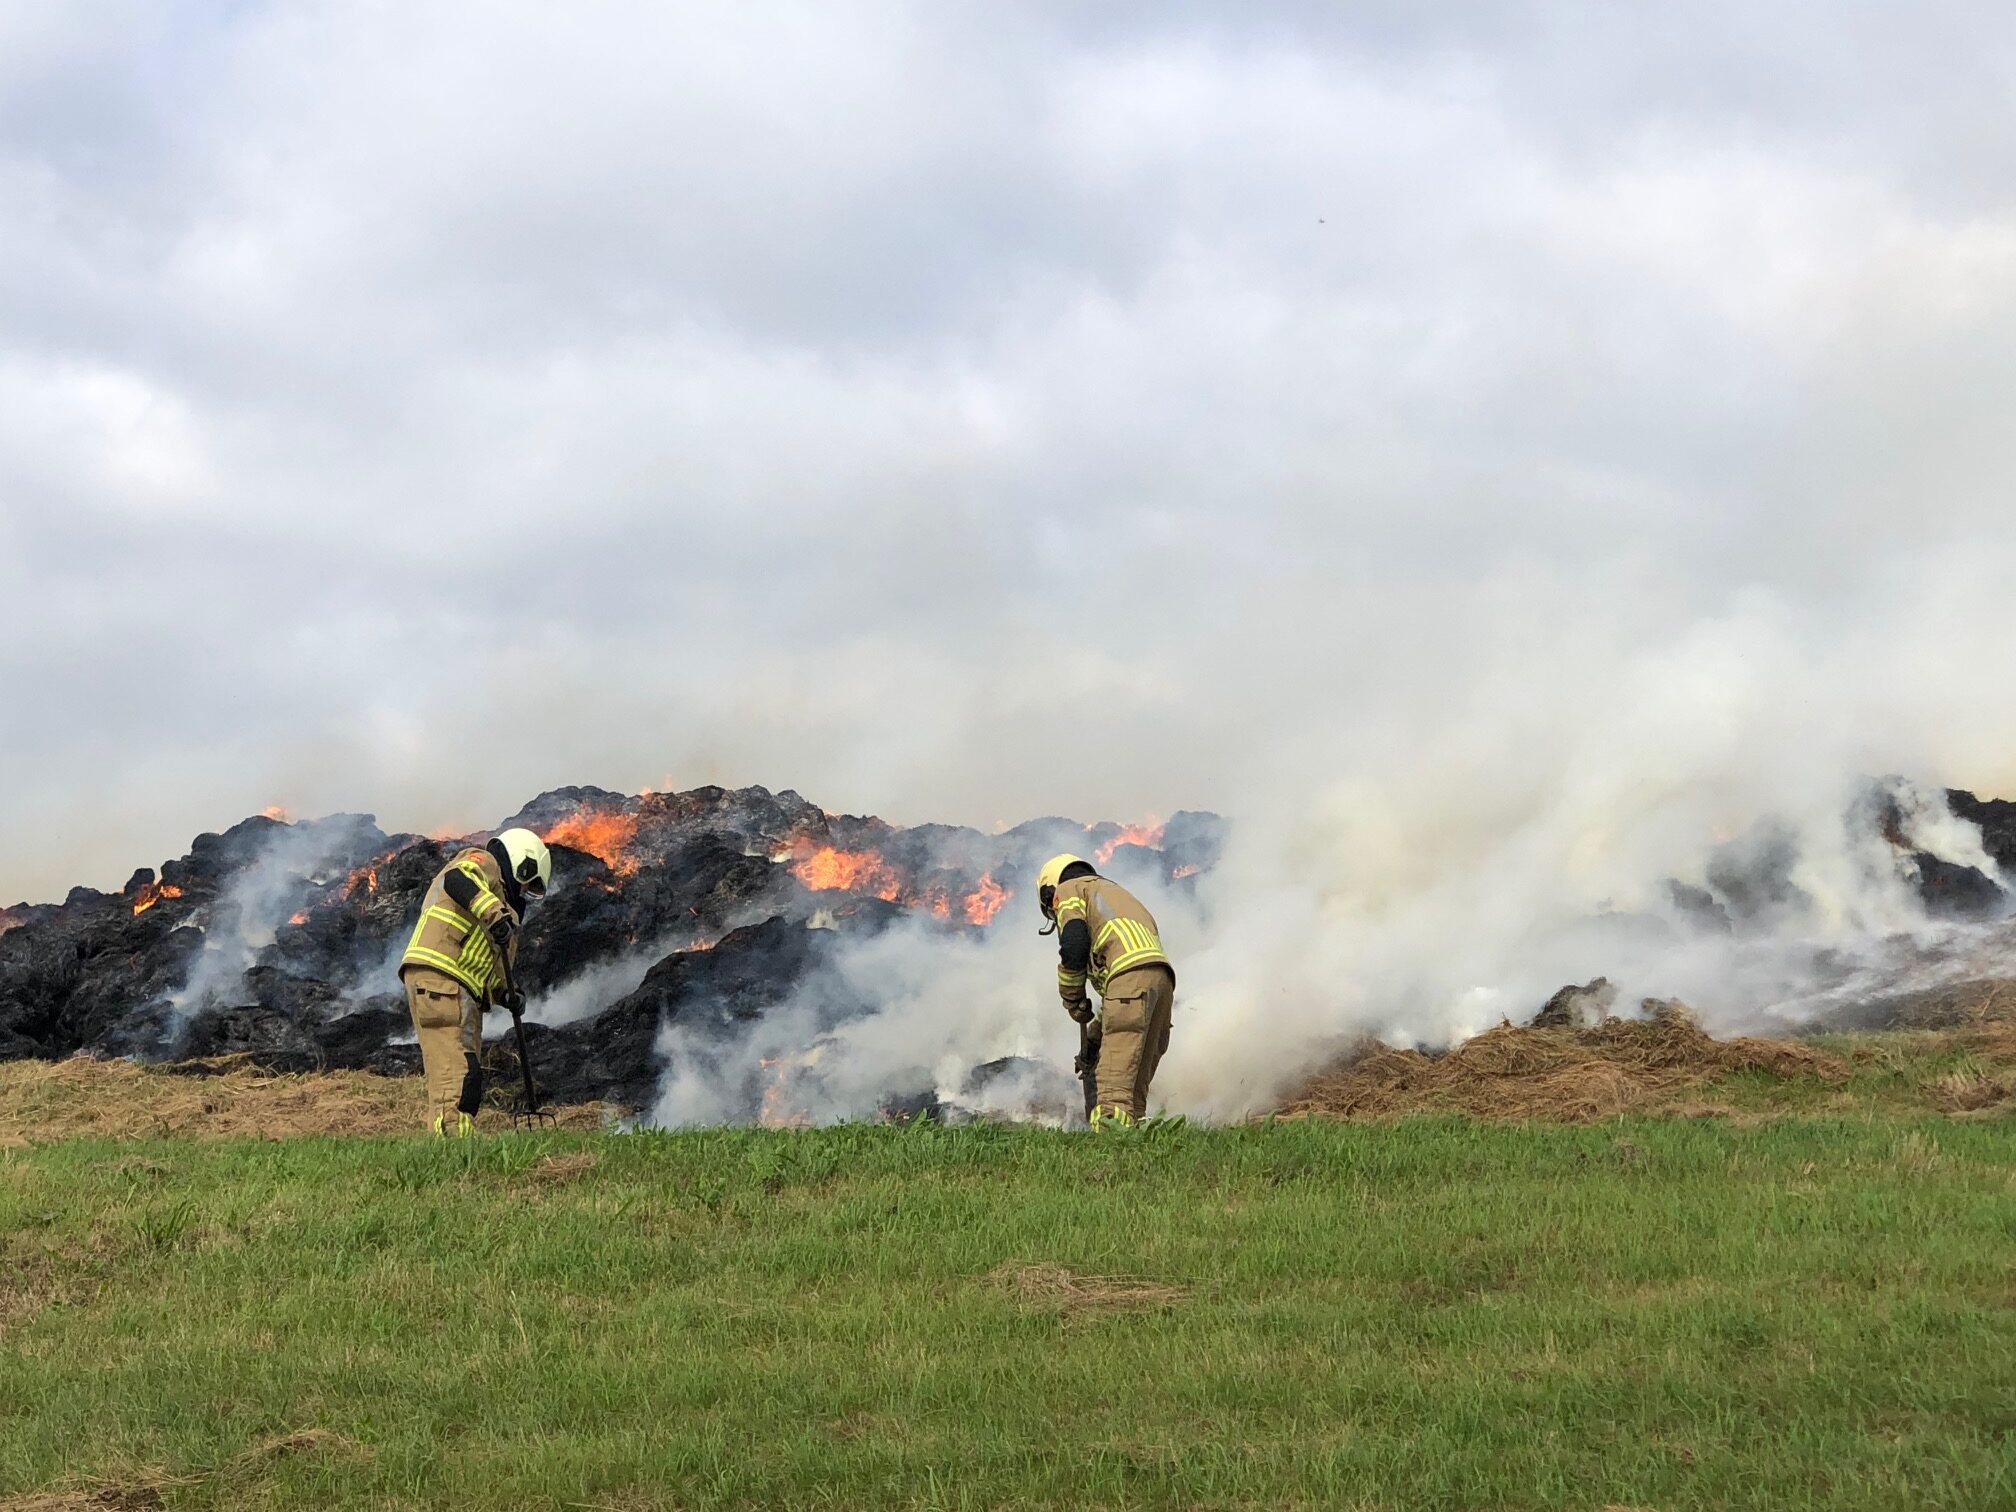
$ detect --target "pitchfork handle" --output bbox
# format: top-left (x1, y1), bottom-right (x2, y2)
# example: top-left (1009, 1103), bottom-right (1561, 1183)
top-left (498, 948), bottom-right (541, 1117)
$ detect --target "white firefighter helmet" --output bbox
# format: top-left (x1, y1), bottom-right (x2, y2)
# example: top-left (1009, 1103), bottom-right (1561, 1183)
top-left (490, 827), bottom-right (552, 896)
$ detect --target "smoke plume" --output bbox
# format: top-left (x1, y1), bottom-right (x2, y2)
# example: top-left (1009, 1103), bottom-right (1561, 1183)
top-left (169, 815), bottom-right (384, 1024)
top-left (635, 575), bottom-right (2016, 1126)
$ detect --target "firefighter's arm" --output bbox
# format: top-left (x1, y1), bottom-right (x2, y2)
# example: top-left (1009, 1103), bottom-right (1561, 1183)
top-left (501, 933), bottom-right (525, 1014)
top-left (1057, 913), bottom-right (1093, 1022)
top-left (445, 857), bottom-right (514, 939)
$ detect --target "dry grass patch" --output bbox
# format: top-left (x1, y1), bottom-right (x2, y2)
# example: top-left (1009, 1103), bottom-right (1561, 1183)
top-left (226, 1428), bottom-right (369, 1468)
top-left (0, 1057), bottom-right (607, 1143)
top-left (1280, 1013), bottom-right (1847, 1123)
top-left (526, 1151), bottom-right (602, 1185)
top-left (1664, 1100), bottom-right (1741, 1119)
top-left (0, 1260), bottom-right (59, 1341)
top-left (1865, 976), bottom-right (2016, 1029)
top-left (0, 1430), bottom-right (366, 1512)
top-left (986, 1262), bottom-right (1189, 1313)
top-left (0, 1470), bottom-right (187, 1510)
top-left (1846, 1023), bottom-right (2016, 1068)
top-left (1927, 1068), bottom-right (2016, 1113)
top-left (823, 1412), bottom-right (913, 1443)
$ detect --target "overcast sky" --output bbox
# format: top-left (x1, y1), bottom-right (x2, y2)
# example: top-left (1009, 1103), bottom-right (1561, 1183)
top-left (7, 2), bottom-right (2016, 903)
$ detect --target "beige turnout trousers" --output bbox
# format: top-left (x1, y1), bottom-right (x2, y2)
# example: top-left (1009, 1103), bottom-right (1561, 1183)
top-left (402, 966), bottom-right (483, 1132)
top-left (1094, 964), bottom-right (1175, 1121)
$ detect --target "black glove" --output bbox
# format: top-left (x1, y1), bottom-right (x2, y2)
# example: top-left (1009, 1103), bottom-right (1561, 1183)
top-left (501, 987), bottom-right (526, 1016)
top-left (1073, 1020), bottom-right (1101, 1077)
top-left (488, 912), bottom-right (516, 948)
top-left (1064, 997), bottom-right (1094, 1025)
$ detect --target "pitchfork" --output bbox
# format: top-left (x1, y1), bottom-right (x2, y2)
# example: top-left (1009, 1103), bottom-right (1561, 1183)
top-left (497, 946), bottom-right (554, 1129)
top-left (1074, 1017), bottom-right (1102, 1123)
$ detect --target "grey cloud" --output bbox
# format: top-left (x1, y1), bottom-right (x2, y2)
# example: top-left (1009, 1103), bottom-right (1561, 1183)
top-left (7, 2), bottom-right (2016, 907)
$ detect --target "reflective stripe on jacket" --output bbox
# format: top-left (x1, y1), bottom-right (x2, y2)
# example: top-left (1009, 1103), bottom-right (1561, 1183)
top-left (1052, 874), bottom-right (1172, 998)
top-left (398, 847), bottom-right (517, 1003)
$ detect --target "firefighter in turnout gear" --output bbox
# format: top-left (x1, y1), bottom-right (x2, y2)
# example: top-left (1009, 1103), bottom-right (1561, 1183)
top-left (399, 827), bottom-right (551, 1135)
top-left (1036, 853), bottom-right (1175, 1125)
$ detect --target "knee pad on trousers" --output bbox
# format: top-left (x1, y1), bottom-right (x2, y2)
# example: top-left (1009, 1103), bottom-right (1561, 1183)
top-left (458, 1052), bottom-right (484, 1116)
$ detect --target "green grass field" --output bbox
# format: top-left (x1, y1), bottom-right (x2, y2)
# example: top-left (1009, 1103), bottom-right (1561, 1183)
top-left (4, 1110), bottom-right (2013, 1511)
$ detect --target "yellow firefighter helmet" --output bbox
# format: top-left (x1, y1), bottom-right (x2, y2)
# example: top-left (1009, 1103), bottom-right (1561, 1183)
top-left (1035, 853), bottom-right (1089, 920)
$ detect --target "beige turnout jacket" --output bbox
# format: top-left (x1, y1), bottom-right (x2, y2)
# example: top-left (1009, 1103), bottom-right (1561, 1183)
top-left (398, 847), bottom-right (519, 1005)
top-left (1052, 874), bottom-right (1172, 1006)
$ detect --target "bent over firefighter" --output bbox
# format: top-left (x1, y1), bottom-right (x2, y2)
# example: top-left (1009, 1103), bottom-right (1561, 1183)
top-left (1035, 853), bottom-right (1176, 1126)
top-left (398, 827), bottom-right (551, 1135)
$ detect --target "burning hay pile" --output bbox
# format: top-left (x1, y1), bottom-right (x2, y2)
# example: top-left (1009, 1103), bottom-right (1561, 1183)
top-left (1279, 1004), bottom-right (1850, 1123)
top-left (0, 783), bottom-right (1220, 1123)
top-left (8, 772), bottom-right (2016, 1134)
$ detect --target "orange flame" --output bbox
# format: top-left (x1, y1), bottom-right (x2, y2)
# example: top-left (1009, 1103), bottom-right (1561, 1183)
top-left (261, 804), bottom-right (292, 822)
top-left (1171, 863), bottom-right (1200, 880)
top-left (542, 806), bottom-right (644, 876)
top-left (790, 844), bottom-right (903, 901)
top-left (1094, 818), bottom-right (1166, 865)
top-left (317, 838), bottom-right (426, 905)
top-left (287, 910), bottom-right (310, 926)
top-left (962, 872), bottom-right (1010, 926)
top-left (757, 1055), bottom-right (815, 1129)
top-left (131, 882), bottom-right (184, 916)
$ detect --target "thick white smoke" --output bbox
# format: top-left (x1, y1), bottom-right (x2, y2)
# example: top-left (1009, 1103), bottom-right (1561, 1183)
top-left (526, 898), bottom-right (783, 1029)
top-left (169, 817), bottom-right (380, 1021)
top-left (640, 569), bottom-right (2016, 1126)
top-left (649, 916), bottom-right (1088, 1128)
